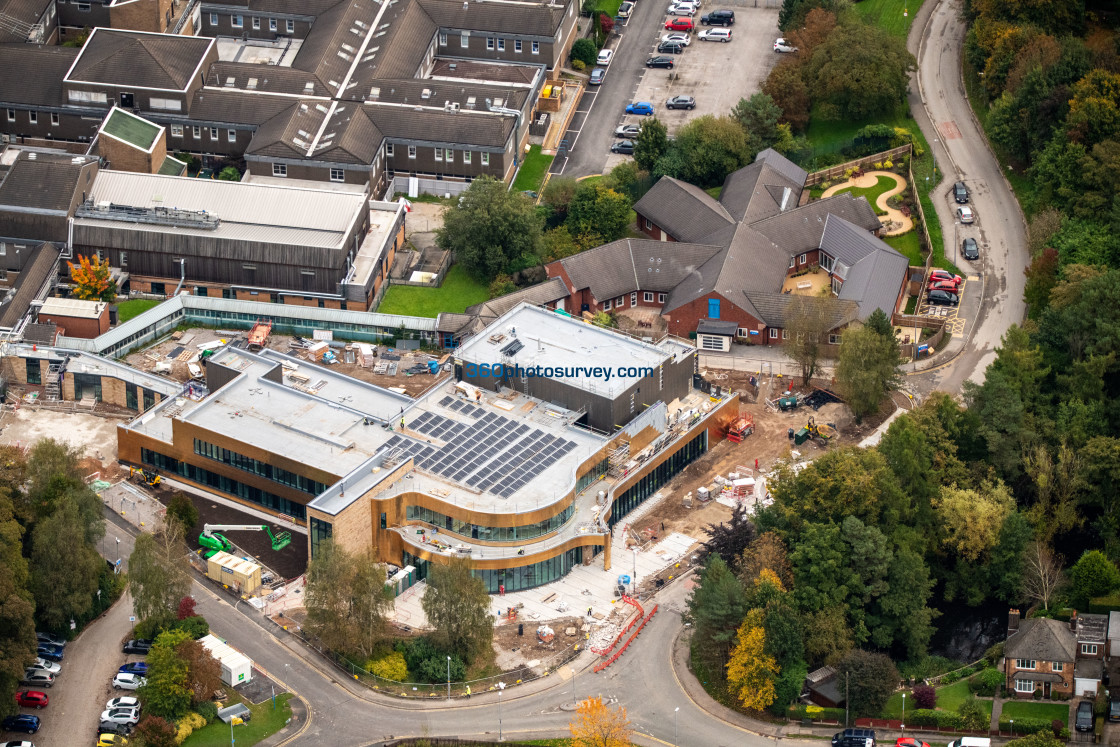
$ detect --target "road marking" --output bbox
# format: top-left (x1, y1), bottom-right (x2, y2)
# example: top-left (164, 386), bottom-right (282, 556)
top-left (938, 121), bottom-right (962, 139)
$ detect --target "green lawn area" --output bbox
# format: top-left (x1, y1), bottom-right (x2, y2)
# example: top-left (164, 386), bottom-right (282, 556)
top-left (885, 230), bottom-right (923, 266)
top-left (182, 693), bottom-right (293, 747)
top-left (830, 175), bottom-right (894, 215)
top-left (376, 264), bottom-right (489, 317)
top-left (511, 145), bottom-right (554, 194)
top-left (705, 186), bottom-right (722, 198)
top-left (1001, 701), bottom-right (1070, 725)
top-left (851, 0), bottom-right (926, 38)
top-left (935, 679), bottom-right (980, 712)
top-left (595, 0), bottom-right (623, 16)
top-left (116, 298), bottom-right (163, 322)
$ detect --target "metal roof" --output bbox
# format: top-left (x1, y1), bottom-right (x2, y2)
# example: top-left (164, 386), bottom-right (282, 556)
top-left (39, 297), bottom-right (106, 320)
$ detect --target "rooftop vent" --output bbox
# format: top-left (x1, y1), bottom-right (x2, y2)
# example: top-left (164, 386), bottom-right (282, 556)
top-left (297, 129), bottom-right (311, 138)
top-left (224, 77), bottom-right (235, 87)
top-left (246, 77), bottom-right (258, 89)
top-left (421, 88), bottom-right (432, 99)
top-left (336, 50), bottom-right (352, 61)
top-left (340, 43), bottom-right (356, 53)
top-left (370, 87), bottom-right (380, 99)
top-left (328, 79), bottom-right (340, 87)
top-left (315, 104), bottom-right (329, 113)
top-left (304, 82), bottom-right (315, 93)
top-left (466, 96), bottom-right (476, 108)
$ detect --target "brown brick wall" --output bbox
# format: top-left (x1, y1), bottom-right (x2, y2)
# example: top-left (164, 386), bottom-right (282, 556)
top-left (37, 312), bottom-right (107, 338)
top-left (108, 0), bottom-right (177, 33)
top-left (98, 135), bottom-right (158, 174)
top-left (665, 292), bottom-right (769, 342)
top-left (102, 376), bottom-right (127, 408)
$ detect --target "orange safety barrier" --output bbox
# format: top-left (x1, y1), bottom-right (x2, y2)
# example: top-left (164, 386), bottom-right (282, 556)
top-left (593, 604), bottom-right (659, 673)
top-left (590, 595), bottom-right (645, 655)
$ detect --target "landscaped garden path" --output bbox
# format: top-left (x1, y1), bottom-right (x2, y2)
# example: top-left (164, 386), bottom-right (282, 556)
top-left (821, 170), bottom-right (914, 236)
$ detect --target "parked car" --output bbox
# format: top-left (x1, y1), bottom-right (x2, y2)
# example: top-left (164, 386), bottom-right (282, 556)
top-left (698, 28), bottom-right (731, 41)
top-left (929, 280), bottom-right (962, 294)
top-left (121, 640), bottom-right (152, 656)
top-left (107, 697), bottom-right (141, 712)
top-left (31, 658), bottom-right (59, 675)
top-left (0, 716), bottom-right (39, 734)
top-left (773, 37), bottom-right (798, 52)
top-left (97, 735), bottom-right (130, 746)
top-left (2, 740), bottom-right (36, 747)
top-left (664, 17), bottom-right (694, 30)
top-left (1109, 698), bottom-right (1120, 723)
top-left (34, 633), bottom-right (64, 649)
top-left (615, 123), bottom-right (641, 138)
top-left (618, 1), bottom-right (634, 16)
top-left (896, 739), bottom-right (930, 747)
top-left (645, 55), bottom-right (675, 68)
top-left (927, 289), bottom-right (959, 306)
top-left (667, 2), bottom-right (696, 14)
top-left (112, 673), bottom-right (146, 691)
top-left (625, 101), bottom-right (654, 115)
top-left (957, 205), bottom-right (974, 223)
top-left (99, 720), bottom-right (132, 736)
top-left (961, 237), bottom-right (979, 260)
top-left (666, 95), bottom-right (695, 110)
top-left (833, 728), bottom-right (876, 747)
top-left (118, 662), bottom-right (148, 677)
top-left (610, 140), bottom-right (635, 154)
top-left (596, 48), bottom-right (614, 66)
top-left (661, 32), bottom-right (692, 45)
top-left (20, 671), bottom-right (52, 689)
top-left (700, 9), bottom-right (734, 24)
top-left (35, 645), bottom-right (61, 662)
top-left (100, 708), bottom-right (141, 726)
top-left (657, 40), bottom-right (685, 53)
top-left (954, 180), bottom-right (970, 203)
top-left (589, 67), bottom-right (606, 85)
top-left (930, 269), bottom-right (962, 284)
top-left (1076, 701), bottom-right (1094, 732)
top-left (13, 691), bottom-right (48, 709)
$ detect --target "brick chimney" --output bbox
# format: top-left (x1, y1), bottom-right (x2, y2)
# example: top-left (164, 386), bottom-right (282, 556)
top-left (1008, 608), bottom-right (1020, 637)
top-left (1070, 609), bottom-right (1078, 633)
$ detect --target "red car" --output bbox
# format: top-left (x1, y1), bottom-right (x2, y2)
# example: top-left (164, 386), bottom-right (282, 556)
top-left (896, 739), bottom-right (930, 747)
top-left (930, 269), bottom-right (962, 285)
top-left (664, 17), bottom-right (694, 30)
top-left (14, 691), bottom-right (48, 709)
top-left (928, 280), bottom-right (962, 293)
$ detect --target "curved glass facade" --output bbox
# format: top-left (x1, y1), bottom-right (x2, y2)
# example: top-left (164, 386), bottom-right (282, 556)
top-left (405, 503), bottom-right (575, 542)
top-left (403, 546), bottom-right (586, 594)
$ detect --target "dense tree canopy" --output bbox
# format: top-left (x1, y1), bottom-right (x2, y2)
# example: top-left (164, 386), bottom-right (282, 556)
top-left (436, 177), bottom-right (543, 282)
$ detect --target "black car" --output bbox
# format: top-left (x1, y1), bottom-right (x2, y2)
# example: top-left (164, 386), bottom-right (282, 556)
top-left (954, 181), bottom-right (970, 203)
top-left (35, 632), bottom-right (64, 648)
top-left (666, 95), bottom-right (695, 110)
top-left (610, 140), bottom-right (635, 154)
top-left (961, 237), bottom-right (979, 260)
top-left (1076, 700), bottom-right (1094, 732)
top-left (100, 720), bottom-right (133, 736)
top-left (657, 41), bottom-right (684, 54)
top-left (1109, 699), bottom-right (1120, 723)
top-left (645, 55), bottom-right (675, 69)
top-left (2, 715), bottom-right (40, 734)
top-left (122, 639), bottom-right (153, 655)
top-left (701, 9), bottom-right (734, 24)
top-left (832, 728), bottom-right (876, 747)
top-left (927, 289), bottom-right (959, 306)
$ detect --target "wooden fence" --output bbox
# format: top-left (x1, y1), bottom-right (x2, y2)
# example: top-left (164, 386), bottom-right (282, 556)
top-left (803, 144), bottom-right (914, 186)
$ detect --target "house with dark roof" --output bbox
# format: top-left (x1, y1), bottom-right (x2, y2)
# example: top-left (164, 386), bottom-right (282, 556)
top-left (1004, 608), bottom-right (1077, 699)
top-left (546, 150), bottom-right (909, 349)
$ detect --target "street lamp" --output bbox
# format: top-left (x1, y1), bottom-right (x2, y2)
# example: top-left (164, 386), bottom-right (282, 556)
top-left (674, 706), bottom-right (680, 745)
top-left (498, 681), bottom-right (506, 742)
top-left (901, 693), bottom-right (905, 737)
top-left (1010, 719), bottom-right (1014, 738)
top-left (446, 656), bottom-right (451, 701)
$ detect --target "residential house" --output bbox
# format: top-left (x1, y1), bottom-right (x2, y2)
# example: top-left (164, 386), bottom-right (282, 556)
top-left (1004, 609), bottom-right (1076, 698)
top-left (1109, 611), bottom-right (1120, 658)
top-left (1073, 611), bottom-right (1107, 697)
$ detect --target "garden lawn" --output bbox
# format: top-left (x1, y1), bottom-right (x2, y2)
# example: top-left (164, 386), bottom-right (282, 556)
top-left (182, 693), bottom-right (293, 747)
top-left (885, 231), bottom-right (923, 266)
top-left (595, 0), bottom-right (623, 17)
top-left (116, 298), bottom-right (163, 322)
top-left (830, 175), bottom-right (893, 215)
top-left (511, 145), bottom-right (554, 194)
top-left (935, 679), bottom-right (992, 714)
top-left (851, 0), bottom-right (926, 38)
top-left (376, 264), bottom-right (489, 317)
top-left (1001, 701), bottom-right (1069, 725)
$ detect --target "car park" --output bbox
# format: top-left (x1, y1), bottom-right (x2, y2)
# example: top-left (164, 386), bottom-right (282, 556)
top-left (664, 17), bottom-right (694, 31)
top-left (929, 280), bottom-right (962, 294)
top-left (1, 716), bottom-right (39, 734)
top-left (930, 269), bottom-right (962, 284)
top-left (626, 101), bottom-right (654, 115)
top-left (700, 9), bottom-right (734, 24)
top-left (698, 28), bottom-right (731, 41)
top-left (961, 237), bottom-right (979, 260)
top-left (1076, 701), bottom-right (1094, 732)
top-left (927, 289), bottom-right (959, 306)
top-left (954, 181), bottom-right (970, 203)
top-left (35, 633), bottom-right (64, 649)
top-left (101, 708), bottom-right (141, 726)
top-left (610, 140), bottom-right (635, 154)
top-left (957, 206), bottom-right (974, 223)
top-left (666, 95), bottom-right (696, 110)
top-left (661, 32), bottom-right (691, 45)
top-left (645, 55), bottom-right (675, 68)
top-left (667, 2), bottom-right (696, 14)
top-left (13, 692), bottom-right (47, 709)
top-left (615, 123), bottom-right (641, 137)
top-left (121, 640), bottom-right (152, 656)
top-left (31, 659), bottom-right (59, 675)
top-left (596, 48), bottom-right (613, 66)
top-left (657, 40), bottom-right (685, 54)
top-left (20, 671), bottom-right (52, 689)
top-left (107, 697), bottom-right (140, 711)
top-left (112, 673), bottom-right (145, 690)
top-left (35, 645), bottom-right (61, 662)
top-left (773, 37), bottom-right (798, 52)
top-left (118, 662), bottom-right (148, 676)
top-left (97, 735), bottom-right (130, 746)
top-left (618, 1), bottom-right (634, 15)
top-left (589, 68), bottom-right (606, 85)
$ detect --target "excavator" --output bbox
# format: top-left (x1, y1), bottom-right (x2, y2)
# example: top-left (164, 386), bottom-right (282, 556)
top-left (129, 467), bottom-right (161, 488)
top-left (198, 523), bottom-right (292, 557)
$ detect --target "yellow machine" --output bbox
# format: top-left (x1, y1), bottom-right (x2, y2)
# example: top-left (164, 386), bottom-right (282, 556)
top-left (129, 467), bottom-right (161, 487)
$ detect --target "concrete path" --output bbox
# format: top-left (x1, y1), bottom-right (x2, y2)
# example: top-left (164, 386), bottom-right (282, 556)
top-left (990, 696), bottom-right (1003, 732)
top-left (820, 170), bottom-right (914, 235)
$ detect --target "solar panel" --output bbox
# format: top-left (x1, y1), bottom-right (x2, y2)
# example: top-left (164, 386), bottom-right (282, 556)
top-left (439, 396), bottom-right (453, 406)
top-left (449, 400), bottom-right (464, 411)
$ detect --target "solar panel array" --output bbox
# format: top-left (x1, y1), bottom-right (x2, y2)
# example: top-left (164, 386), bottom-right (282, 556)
top-left (382, 404), bottom-right (578, 498)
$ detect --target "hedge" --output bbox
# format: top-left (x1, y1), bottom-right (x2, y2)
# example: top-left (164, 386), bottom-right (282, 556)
top-left (788, 705), bottom-right (846, 722)
top-left (908, 709), bottom-right (966, 729)
top-left (999, 717), bottom-right (1053, 735)
top-left (1088, 594), bottom-right (1120, 614)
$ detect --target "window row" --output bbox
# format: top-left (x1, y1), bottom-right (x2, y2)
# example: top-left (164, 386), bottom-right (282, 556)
top-left (6, 109), bottom-right (59, 126)
top-left (402, 546), bottom-right (588, 594)
top-left (602, 292), bottom-right (665, 312)
top-left (193, 438), bottom-right (328, 496)
top-left (438, 33), bottom-right (539, 54)
top-left (210, 12), bottom-right (293, 32)
top-left (608, 430), bottom-right (707, 528)
top-left (169, 125), bottom-right (237, 142)
top-left (387, 144), bottom-right (490, 165)
top-left (405, 502), bottom-right (575, 543)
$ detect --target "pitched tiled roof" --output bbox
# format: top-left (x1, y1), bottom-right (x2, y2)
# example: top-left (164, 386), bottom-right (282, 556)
top-left (0, 0), bottom-right (51, 43)
top-left (755, 147), bottom-right (808, 186)
top-left (347, 78), bottom-right (528, 112)
top-left (559, 238), bottom-right (721, 303)
top-left (741, 292), bottom-right (859, 329)
top-left (417, 0), bottom-right (564, 36)
top-left (245, 103), bottom-right (323, 159)
top-left (632, 177), bottom-right (734, 243)
top-left (1076, 613), bottom-right (1108, 644)
top-left (316, 106), bottom-right (383, 164)
top-left (207, 62), bottom-right (328, 97)
top-left (361, 2), bottom-right (439, 80)
top-left (435, 311), bottom-right (477, 334)
top-left (366, 105), bottom-right (513, 147)
top-left (67, 29), bottom-right (214, 90)
top-left (465, 277), bottom-right (569, 321)
top-left (1005, 617), bottom-right (1076, 663)
top-left (430, 58), bottom-right (539, 85)
top-left (245, 0), bottom-right (346, 17)
top-left (0, 242), bottom-right (59, 328)
top-left (825, 215), bottom-right (908, 320)
top-left (751, 193), bottom-right (881, 254)
top-left (0, 153), bottom-right (94, 213)
top-left (0, 44), bottom-right (78, 107)
top-left (718, 161), bottom-right (803, 224)
top-left (186, 89), bottom-right (298, 126)
top-left (291, 0), bottom-right (387, 92)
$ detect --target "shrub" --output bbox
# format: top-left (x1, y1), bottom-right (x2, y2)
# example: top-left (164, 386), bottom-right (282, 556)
top-left (135, 614), bottom-right (174, 641)
top-left (908, 708), bottom-right (965, 729)
top-left (570, 37), bottom-right (597, 66)
top-left (1032, 688), bottom-right (1042, 700)
top-left (368, 651), bottom-right (408, 682)
top-left (975, 668), bottom-right (1003, 697)
top-left (884, 159), bottom-right (894, 168)
top-left (195, 701), bottom-right (219, 725)
top-left (912, 684), bottom-right (936, 710)
top-left (175, 712), bottom-right (207, 744)
top-left (941, 671), bottom-right (960, 684)
top-left (175, 615), bottom-right (209, 640)
top-left (984, 643), bottom-right (1004, 665)
top-left (1000, 717), bottom-right (1052, 735)
top-left (571, 59), bottom-right (586, 71)
top-left (788, 704), bottom-right (846, 722)
top-left (135, 716), bottom-right (178, 747)
top-left (417, 653), bottom-right (465, 684)
top-left (166, 493), bottom-right (199, 535)
top-left (177, 596), bottom-right (197, 621)
top-left (1051, 719), bottom-right (1064, 737)
top-left (958, 697), bottom-right (988, 730)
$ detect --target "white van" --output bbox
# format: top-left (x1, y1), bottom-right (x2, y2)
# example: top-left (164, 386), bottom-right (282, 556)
top-left (948, 738), bottom-right (991, 747)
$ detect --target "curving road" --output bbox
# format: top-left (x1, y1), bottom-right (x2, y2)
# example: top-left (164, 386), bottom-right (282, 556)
top-left (906, 0), bottom-right (1029, 395)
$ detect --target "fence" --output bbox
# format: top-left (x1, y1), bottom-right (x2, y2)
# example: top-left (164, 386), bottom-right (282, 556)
top-left (803, 145), bottom-right (914, 187)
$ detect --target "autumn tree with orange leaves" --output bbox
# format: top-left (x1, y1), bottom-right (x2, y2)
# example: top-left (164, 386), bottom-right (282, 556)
top-left (569, 695), bottom-right (632, 747)
top-left (67, 254), bottom-right (116, 302)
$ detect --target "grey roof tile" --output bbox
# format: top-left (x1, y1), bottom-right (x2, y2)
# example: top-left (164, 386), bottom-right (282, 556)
top-left (67, 29), bottom-right (213, 90)
top-left (1005, 618), bottom-right (1076, 663)
top-left (0, 44), bottom-right (77, 106)
top-left (824, 214), bottom-right (911, 320)
top-left (465, 277), bottom-right (569, 320)
top-left (561, 238), bottom-right (721, 303)
top-left (632, 177), bottom-right (734, 243)
top-left (0, 152), bottom-right (94, 213)
top-left (751, 193), bottom-right (881, 254)
top-left (365, 105), bottom-right (513, 147)
top-left (755, 147), bottom-right (807, 185)
top-left (0, 242), bottom-right (59, 328)
top-left (417, 0), bottom-right (564, 36)
top-left (186, 88), bottom-right (298, 125)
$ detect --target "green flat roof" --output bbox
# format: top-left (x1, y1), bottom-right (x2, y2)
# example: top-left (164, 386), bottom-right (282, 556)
top-left (102, 108), bottom-right (160, 150)
top-left (157, 155), bottom-right (187, 176)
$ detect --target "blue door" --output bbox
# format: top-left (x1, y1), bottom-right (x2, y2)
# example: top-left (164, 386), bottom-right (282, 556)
top-left (708, 298), bottom-right (720, 319)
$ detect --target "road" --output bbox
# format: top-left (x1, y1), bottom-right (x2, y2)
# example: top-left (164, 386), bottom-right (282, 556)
top-left (906, 0), bottom-right (1028, 395)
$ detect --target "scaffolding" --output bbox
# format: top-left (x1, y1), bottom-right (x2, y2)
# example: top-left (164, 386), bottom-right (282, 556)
top-left (44, 362), bottom-right (62, 402)
top-left (606, 441), bottom-right (630, 479)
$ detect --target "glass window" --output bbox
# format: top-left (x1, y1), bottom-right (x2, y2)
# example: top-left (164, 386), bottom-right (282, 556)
top-left (386, 143), bottom-right (394, 157)
top-left (209, 12), bottom-right (217, 24)
top-left (309, 517), bottom-right (332, 558)
top-left (209, 127), bottom-right (218, 139)
top-left (227, 129), bottom-right (237, 142)
top-left (269, 17), bottom-right (276, 30)
top-left (515, 39), bottom-right (522, 52)
top-left (532, 41), bottom-right (539, 54)
top-left (461, 31), bottom-right (469, 47)
top-left (439, 32), bottom-right (447, 45)
top-left (25, 358), bottom-right (40, 385)
top-left (286, 19), bottom-right (293, 32)
top-left (28, 111), bottom-right (37, 124)
top-left (487, 37), bottom-right (494, 50)
top-left (171, 124), bottom-right (183, 137)
top-left (273, 163), bottom-right (287, 177)
top-left (5, 109), bottom-right (12, 122)
top-left (231, 14), bottom-right (243, 27)
top-left (252, 16), bottom-right (260, 28)
top-left (498, 38), bottom-right (505, 51)
top-left (51, 113), bottom-right (59, 126)
top-left (435, 148), bottom-right (442, 162)
top-left (608, 430), bottom-right (707, 528)
top-left (463, 150), bottom-right (471, 164)
top-left (408, 145), bottom-right (416, 159)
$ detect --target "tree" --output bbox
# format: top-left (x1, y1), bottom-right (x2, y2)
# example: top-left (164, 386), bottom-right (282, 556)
top-left (165, 493), bottom-right (198, 536)
top-left (1025, 248), bottom-right (1060, 320)
top-left (436, 177), bottom-right (543, 282)
top-left (129, 522), bottom-right (192, 627)
top-left (176, 637), bottom-right (222, 704)
top-left (139, 629), bottom-right (193, 720)
top-left (570, 38), bottom-right (597, 66)
top-left (835, 649), bottom-right (899, 718)
top-left (542, 176), bottom-right (579, 225)
top-left (686, 555), bottom-right (748, 667)
top-left (25, 438), bottom-right (85, 519)
top-left (732, 93), bottom-right (784, 152)
top-left (540, 227), bottom-right (579, 263)
top-left (762, 61), bottom-right (811, 132)
top-left (726, 609), bottom-right (779, 711)
top-left (177, 596), bottom-right (197, 620)
top-left (133, 715), bottom-right (179, 747)
top-left (1007, 733), bottom-right (1065, 747)
top-left (488, 274), bottom-right (517, 299)
top-left (566, 183), bottom-right (632, 244)
top-left (836, 323), bottom-right (902, 423)
top-left (702, 511), bottom-right (756, 570)
top-left (958, 696), bottom-right (989, 730)
top-left (738, 531), bottom-right (793, 589)
top-left (806, 22), bottom-right (916, 120)
top-left (933, 480), bottom-right (1016, 561)
top-left (985, 511), bottom-right (1034, 604)
top-left (802, 605), bottom-right (853, 666)
top-left (569, 696), bottom-right (632, 747)
top-left (67, 254), bottom-right (117, 302)
top-left (0, 486), bottom-right (35, 718)
top-left (217, 166), bottom-right (241, 181)
top-left (634, 118), bottom-right (669, 172)
top-left (674, 115), bottom-right (754, 188)
top-left (1068, 549), bottom-right (1120, 608)
top-left (305, 540), bottom-right (393, 660)
top-left (1022, 541), bottom-right (1063, 611)
top-left (784, 294), bottom-right (836, 384)
top-left (422, 556), bottom-right (493, 663)
top-left (29, 493), bottom-right (102, 630)
top-left (912, 684), bottom-right (936, 709)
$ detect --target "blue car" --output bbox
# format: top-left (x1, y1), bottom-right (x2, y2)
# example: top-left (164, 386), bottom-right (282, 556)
top-left (118, 662), bottom-right (148, 676)
top-left (36, 645), bottom-right (62, 662)
top-left (625, 101), bottom-right (654, 115)
top-left (2, 714), bottom-right (41, 733)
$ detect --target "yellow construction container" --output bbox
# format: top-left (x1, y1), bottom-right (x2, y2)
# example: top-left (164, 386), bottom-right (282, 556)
top-left (206, 551), bottom-right (262, 594)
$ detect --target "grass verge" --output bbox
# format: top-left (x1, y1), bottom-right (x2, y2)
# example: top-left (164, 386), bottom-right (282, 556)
top-left (851, 0), bottom-right (926, 38)
top-left (1001, 701), bottom-right (1069, 725)
top-left (116, 298), bottom-right (163, 322)
top-left (182, 692), bottom-right (293, 747)
top-left (512, 145), bottom-right (554, 194)
top-left (376, 264), bottom-right (489, 317)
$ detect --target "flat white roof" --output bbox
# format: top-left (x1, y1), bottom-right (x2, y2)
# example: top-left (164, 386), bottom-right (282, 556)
top-left (39, 297), bottom-right (106, 320)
